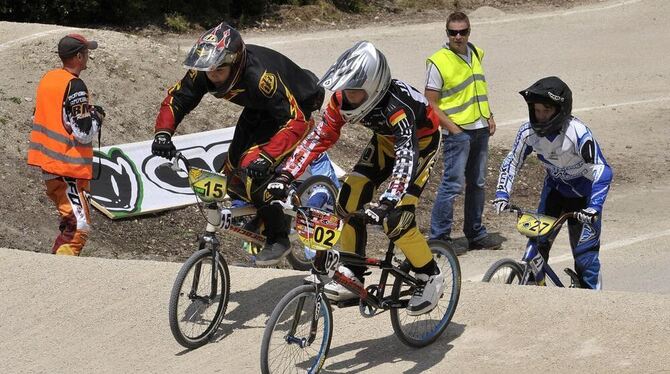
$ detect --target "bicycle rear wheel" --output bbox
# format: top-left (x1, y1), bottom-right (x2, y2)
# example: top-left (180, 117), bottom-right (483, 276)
top-left (168, 248), bottom-right (230, 349)
top-left (287, 175), bottom-right (339, 271)
top-left (482, 258), bottom-right (524, 284)
top-left (261, 285), bottom-right (333, 374)
top-left (390, 239), bottom-right (461, 347)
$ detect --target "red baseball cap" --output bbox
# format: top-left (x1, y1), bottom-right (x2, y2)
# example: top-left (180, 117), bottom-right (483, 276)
top-left (58, 34), bottom-right (98, 58)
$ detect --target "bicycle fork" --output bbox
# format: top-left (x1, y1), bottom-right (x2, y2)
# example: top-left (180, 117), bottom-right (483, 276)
top-left (190, 232), bottom-right (221, 301)
top-left (286, 287), bottom-right (324, 348)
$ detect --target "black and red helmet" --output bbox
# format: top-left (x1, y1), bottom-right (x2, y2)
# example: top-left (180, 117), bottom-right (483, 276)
top-left (183, 22), bottom-right (246, 92)
top-left (519, 76), bottom-right (573, 137)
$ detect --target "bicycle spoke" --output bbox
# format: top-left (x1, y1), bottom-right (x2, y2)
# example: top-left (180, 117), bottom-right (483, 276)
top-left (262, 286), bottom-right (331, 374)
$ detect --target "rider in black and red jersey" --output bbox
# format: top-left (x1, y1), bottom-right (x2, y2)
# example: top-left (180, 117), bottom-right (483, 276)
top-left (151, 22), bottom-right (324, 265)
top-left (267, 41), bottom-right (445, 316)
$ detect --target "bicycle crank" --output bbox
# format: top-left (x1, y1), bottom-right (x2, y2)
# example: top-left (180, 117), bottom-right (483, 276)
top-left (359, 285), bottom-right (382, 318)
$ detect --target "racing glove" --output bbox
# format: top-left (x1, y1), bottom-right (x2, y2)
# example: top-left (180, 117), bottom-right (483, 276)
top-left (576, 207), bottom-right (599, 224)
top-left (492, 197), bottom-right (510, 214)
top-left (365, 199), bottom-right (396, 225)
top-left (152, 131), bottom-right (176, 159)
top-left (267, 172), bottom-right (294, 200)
top-left (92, 105), bottom-right (106, 119)
top-left (247, 153), bottom-right (274, 179)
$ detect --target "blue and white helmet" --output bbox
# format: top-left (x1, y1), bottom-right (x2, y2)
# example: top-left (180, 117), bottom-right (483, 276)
top-left (318, 41), bottom-right (391, 124)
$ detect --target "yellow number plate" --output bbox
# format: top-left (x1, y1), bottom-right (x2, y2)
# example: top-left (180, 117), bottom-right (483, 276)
top-left (188, 167), bottom-right (228, 202)
top-left (516, 213), bottom-right (557, 238)
top-left (296, 208), bottom-right (342, 250)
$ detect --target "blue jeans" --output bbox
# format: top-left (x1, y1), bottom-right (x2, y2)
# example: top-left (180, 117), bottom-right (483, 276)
top-left (430, 128), bottom-right (489, 242)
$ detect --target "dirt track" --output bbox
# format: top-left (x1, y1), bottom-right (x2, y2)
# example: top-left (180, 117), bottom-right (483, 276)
top-left (1, 0), bottom-right (670, 372)
top-left (2, 248), bottom-right (669, 373)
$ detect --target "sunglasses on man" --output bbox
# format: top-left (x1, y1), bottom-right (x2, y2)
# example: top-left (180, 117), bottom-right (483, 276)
top-left (447, 28), bottom-right (470, 37)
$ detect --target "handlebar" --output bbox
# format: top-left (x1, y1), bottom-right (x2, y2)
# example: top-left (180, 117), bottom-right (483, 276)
top-left (503, 204), bottom-right (579, 232)
top-left (168, 152), bottom-right (190, 173)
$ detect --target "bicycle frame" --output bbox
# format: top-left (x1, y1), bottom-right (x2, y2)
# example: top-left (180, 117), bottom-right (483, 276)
top-left (512, 206), bottom-right (579, 287)
top-left (312, 239), bottom-right (420, 311)
top-left (519, 242), bottom-right (566, 287)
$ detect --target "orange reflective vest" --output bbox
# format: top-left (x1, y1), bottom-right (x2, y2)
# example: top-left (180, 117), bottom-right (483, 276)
top-left (27, 69), bottom-right (93, 179)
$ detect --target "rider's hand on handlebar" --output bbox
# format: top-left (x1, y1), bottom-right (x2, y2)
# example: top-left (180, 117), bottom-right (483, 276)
top-left (365, 199), bottom-right (396, 225)
top-left (267, 172), bottom-right (294, 200)
top-left (247, 153), bottom-right (274, 179)
top-left (576, 207), bottom-right (598, 224)
top-left (152, 131), bottom-right (176, 159)
top-left (492, 197), bottom-right (510, 215)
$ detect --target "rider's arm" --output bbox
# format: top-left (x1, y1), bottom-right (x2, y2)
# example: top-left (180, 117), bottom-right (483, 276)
top-left (577, 127), bottom-right (613, 212)
top-left (283, 94), bottom-right (345, 178)
top-left (62, 78), bottom-right (101, 144)
top-left (381, 106), bottom-right (419, 202)
top-left (496, 122), bottom-right (534, 200)
top-left (154, 69), bottom-right (208, 135)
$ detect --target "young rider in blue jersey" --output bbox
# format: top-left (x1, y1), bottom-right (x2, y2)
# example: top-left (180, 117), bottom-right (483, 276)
top-left (492, 76), bottom-right (613, 289)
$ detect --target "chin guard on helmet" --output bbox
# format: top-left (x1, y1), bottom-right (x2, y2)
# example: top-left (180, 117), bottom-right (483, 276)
top-left (520, 76), bottom-right (573, 137)
top-left (318, 41), bottom-right (392, 124)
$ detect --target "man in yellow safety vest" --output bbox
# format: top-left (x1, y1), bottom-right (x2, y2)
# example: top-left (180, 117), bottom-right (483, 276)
top-left (425, 11), bottom-right (501, 253)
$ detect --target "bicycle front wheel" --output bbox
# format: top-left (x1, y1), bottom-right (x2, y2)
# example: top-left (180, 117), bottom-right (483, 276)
top-left (287, 175), bottom-right (339, 271)
top-left (482, 258), bottom-right (524, 284)
top-left (168, 248), bottom-right (230, 349)
top-left (390, 239), bottom-right (461, 348)
top-left (261, 285), bottom-right (333, 374)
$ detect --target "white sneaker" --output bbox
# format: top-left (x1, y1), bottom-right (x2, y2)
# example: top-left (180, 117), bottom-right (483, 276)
top-left (407, 268), bottom-right (445, 316)
top-left (323, 266), bottom-right (363, 301)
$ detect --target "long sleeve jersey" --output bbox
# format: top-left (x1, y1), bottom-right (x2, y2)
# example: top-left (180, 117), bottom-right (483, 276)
top-left (154, 44), bottom-right (324, 160)
top-left (496, 117), bottom-right (613, 212)
top-left (63, 78), bottom-right (102, 144)
top-left (284, 79), bottom-right (439, 202)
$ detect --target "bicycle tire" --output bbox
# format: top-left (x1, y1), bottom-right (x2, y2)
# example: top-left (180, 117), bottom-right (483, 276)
top-left (286, 175), bottom-right (339, 271)
top-left (168, 248), bottom-right (230, 349)
top-left (260, 284), bottom-right (333, 374)
top-left (482, 258), bottom-right (524, 284)
top-left (390, 239), bottom-right (461, 348)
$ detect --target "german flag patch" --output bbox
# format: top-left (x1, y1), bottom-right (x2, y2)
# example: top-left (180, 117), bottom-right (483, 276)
top-left (389, 109), bottom-right (407, 127)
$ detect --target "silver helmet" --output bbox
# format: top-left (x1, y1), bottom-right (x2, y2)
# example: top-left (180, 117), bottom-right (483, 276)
top-left (318, 41), bottom-right (391, 124)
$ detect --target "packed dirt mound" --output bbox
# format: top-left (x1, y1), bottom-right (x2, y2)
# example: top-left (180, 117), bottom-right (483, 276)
top-left (1, 248), bottom-right (668, 373)
top-left (0, 20), bottom-right (544, 263)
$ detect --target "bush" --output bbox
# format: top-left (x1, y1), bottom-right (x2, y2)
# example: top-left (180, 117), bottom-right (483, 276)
top-left (0, 0), bottom-right (367, 27)
top-left (164, 13), bottom-right (191, 33)
top-left (331, 0), bottom-right (367, 12)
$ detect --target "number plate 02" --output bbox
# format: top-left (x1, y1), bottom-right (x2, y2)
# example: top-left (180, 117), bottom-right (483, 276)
top-left (324, 250), bottom-right (340, 277)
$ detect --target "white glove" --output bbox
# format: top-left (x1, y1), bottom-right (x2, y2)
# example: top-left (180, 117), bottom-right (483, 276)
top-left (576, 207), bottom-right (598, 224)
top-left (492, 198), bottom-right (510, 215)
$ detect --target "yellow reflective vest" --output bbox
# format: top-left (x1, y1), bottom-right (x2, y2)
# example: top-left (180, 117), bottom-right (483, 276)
top-left (427, 44), bottom-right (491, 126)
top-left (27, 69), bottom-right (93, 179)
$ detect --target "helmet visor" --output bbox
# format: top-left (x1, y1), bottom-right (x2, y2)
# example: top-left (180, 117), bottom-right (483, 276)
top-left (183, 44), bottom-right (239, 71)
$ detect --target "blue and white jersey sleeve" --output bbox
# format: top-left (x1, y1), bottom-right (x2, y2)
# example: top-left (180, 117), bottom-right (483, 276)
top-left (571, 123), bottom-right (612, 212)
top-left (496, 122), bottom-right (534, 200)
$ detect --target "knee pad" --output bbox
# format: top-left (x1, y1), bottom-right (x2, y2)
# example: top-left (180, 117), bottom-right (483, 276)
top-left (384, 207), bottom-right (416, 240)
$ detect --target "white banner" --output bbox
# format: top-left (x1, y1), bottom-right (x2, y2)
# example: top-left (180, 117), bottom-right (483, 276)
top-left (89, 128), bottom-right (344, 219)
